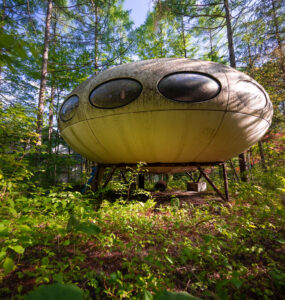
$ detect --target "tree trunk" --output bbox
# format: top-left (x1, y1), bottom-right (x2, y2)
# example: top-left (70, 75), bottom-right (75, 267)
top-left (209, 29), bottom-right (213, 61)
top-left (48, 86), bottom-right (55, 153)
top-left (0, 0), bottom-right (6, 77)
top-left (271, 0), bottom-right (285, 83)
top-left (224, 0), bottom-right (236, 68)
top-left (181, 16), bottom-right (187, 58)
top-left (48, 9), bottom-right (58, 154)
top-left (36, 0), bottom-right (53, 146)
top-left (224, 0), bottom-right (247, 181)
top-left (93, 1), bottom-right (99, 72)
top-left (258, 140), bottom-right (267, 170)
top-left (238, 153), bottom-right (248, 182)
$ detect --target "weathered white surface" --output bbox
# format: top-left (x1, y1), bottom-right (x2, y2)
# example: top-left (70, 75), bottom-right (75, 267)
top-left (59, 58), bottom-right (273, 171)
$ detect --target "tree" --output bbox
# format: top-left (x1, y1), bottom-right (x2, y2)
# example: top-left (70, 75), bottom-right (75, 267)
top-left (36, 0), bottom-right (53, 146)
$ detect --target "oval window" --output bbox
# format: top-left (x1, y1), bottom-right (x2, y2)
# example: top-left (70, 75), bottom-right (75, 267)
top-left (60, 95), bottom-right (79, 122)
top-left (89, 78), bottom-right (142, 109)
top-left (236, 81), bottom-right (267, 110)
top-left (158, 72), bottom-right (221, 102)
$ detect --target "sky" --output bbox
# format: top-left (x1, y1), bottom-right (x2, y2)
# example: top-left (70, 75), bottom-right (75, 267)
top-left (123, 0), bottom-right (154, 27)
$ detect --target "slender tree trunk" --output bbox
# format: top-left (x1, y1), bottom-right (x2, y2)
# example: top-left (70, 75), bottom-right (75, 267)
top-left (181, 16), bottom-right (187, 58)
top-left (119, 22), bottom-right (123, 64)
top-left (0, 0), bottom-right (6, 77)
top-left (53, 89), bottom-right (61, 184)
top-left (36, 0), bottom-right (53, 146)
top-left (245, 25), bottom-right (254, 76)
top-left (224, 0), bottom-right (248, 181)
top-left (48, 10), bottom-right (57, 154)
top-left (271, 0), bottom-right (285, 83)
top-left (67, 147), bottom-right (71, 182)
top-left (224, 0), bottom-right (236, 68)
top-left (258, 140), bottom-right (267, 170)
top-left (94, 3), bottom-right (99, 72)
top-left (209, 29), bottom-right (213, 60)
top-left (48, 86), bottom-right (55, 151)
top-left (238, 153), bottom-right (248, 181)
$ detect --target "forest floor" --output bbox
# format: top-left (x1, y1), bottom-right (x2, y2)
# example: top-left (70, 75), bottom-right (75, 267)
top-left (151, 190), bottom-right (218, 206)
top-left (0, 186), bottom-right (284, 299)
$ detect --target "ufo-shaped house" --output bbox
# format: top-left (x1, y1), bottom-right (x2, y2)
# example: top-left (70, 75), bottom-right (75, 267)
top-left (58, 58), bottom-right (273, 173)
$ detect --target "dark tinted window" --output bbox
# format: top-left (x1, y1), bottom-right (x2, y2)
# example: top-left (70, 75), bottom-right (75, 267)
top-left (158, 72), bottom-right (221, 102)
top-left (89, 78), bottom-right (142, 109)
top-left (60, 95), bottom-right (79, 122)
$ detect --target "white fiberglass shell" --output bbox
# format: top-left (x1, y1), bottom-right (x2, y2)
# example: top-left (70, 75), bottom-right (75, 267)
top-left (58, 58), bottom-right (273, 169)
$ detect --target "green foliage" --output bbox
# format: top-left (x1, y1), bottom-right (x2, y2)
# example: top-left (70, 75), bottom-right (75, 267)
top-left (1, 168), bottom-right (284, 299)
top-left (24, 283), bottom-right (84, 300)
top-left (0, 104), bottom-right (37, 199)
top-left (154, 290), bottom-right (202, 300)
top-left (0, 0), bottom-right (284, 299)
top-left (66, 214), bottom-right (101, 236)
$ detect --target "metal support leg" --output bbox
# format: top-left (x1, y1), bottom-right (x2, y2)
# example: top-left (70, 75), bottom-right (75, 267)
top-left (186, 171), bottom-right (195, 181)
top-left (103, 167), bottom-right (116, 188)
top-left (91, 164), bottom-right (105, 192)
top-left (197, 166), bottom-right (227, 202)
top-left (138, 174), bottom-right (145, 189)
top-left (120, 171), bottom-right (128, 184)
top-left (196, 172), bottom-right (202, 183)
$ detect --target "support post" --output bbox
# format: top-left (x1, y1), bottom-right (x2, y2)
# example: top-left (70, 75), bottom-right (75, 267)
top-left (91, 164), bottom-right (105, 192)
top-left (120, 171), bottom-right (128, 184)
top-left (222, 163), bottom-right (229, 201)
top-left (196, 172), bottom-right (202, 183)
top-left (103, 167), bottom-right (116, 188)
top-left (138, 174), bottom-right (145, 189)
top-left (186, 171), bottom-right (195, 181)
top-left (197, 166), bottom-right (227, 202)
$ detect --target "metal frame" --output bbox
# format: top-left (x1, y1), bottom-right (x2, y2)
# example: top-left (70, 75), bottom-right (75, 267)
top-left (91, 162), bottom-right (230, 202)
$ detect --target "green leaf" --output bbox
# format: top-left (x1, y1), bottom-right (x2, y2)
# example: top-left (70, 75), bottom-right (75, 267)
top-left (154, 290), bottom-right (202, 300)
top-left (0, 33), bottom-right (15, 47)
top-left (0, 223), bottom-right (8, 237)
top-left (165, 255), bottom-right (174, 264)
top-left (19, 225), bottom-right (32, 233)
top-left (9, 245), bottom-right (25, 254)
top-left (62, 240), bottom-right (70, 246)
top-left (24, 283), bottom-right (84, 300)
top-left (231, 278), bottom-right (243, 289)
top-left (53, 273), bottom-right (64, 284)
top-left (41, 257), bottom-right (49, 265)
top-left (76, 222), bottom-right (101, 235)
top-left (0, 251), bottom-right (7, 262)
top-left (144, 290), bottom-right (153, 300)
top-left (3, 257), bottom-right (14, 274)
top-left (29, 44), bottom-right (39, 58)
top-left (66, 214), bottom-right (80, 232)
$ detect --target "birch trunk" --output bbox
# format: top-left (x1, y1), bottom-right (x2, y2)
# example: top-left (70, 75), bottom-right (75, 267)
top-left (36, 0), bottom-right (53, 146)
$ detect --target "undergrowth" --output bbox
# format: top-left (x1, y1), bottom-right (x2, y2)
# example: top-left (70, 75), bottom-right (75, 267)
top-left (0, 173), bottom-right (284, 299)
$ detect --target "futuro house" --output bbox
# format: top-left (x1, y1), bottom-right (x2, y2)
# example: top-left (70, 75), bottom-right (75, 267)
top-left (58, 58), bottom-right (273, 173)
